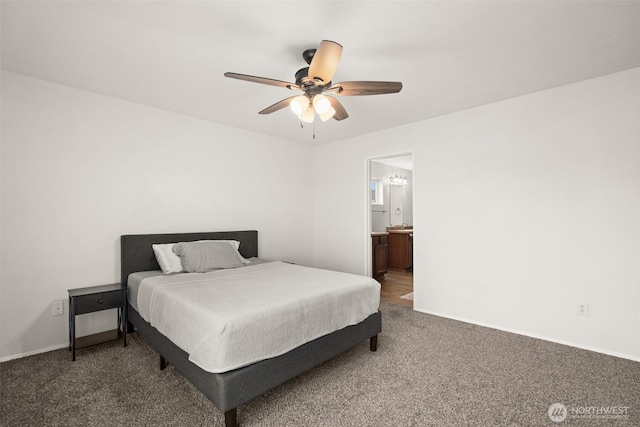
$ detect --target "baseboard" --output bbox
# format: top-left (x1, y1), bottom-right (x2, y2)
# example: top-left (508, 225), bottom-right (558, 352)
top-left (2, 325), bottom-right (130, 363)
top-left (5, 309), bottom-right (638, 364)
top-left (413, 306), bottom-right (640, 363)
top-left (0, 343), bottom-right (69, 363)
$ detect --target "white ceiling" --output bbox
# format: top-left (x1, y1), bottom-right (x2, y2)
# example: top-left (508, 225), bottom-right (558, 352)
top-left (2, 1), bottom-right (639, 145)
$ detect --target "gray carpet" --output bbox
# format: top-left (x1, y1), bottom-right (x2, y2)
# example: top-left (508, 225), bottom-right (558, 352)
top-left (2, 302), bottom-right (639, 426)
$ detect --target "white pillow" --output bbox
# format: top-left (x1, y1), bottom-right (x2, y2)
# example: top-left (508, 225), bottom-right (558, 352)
top-left (153, 240), bottom-right (250, 274)
top-left (152, 243), bottom-right (183, 274)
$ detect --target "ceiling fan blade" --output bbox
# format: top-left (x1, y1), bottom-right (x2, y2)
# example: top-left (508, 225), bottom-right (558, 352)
top-left (224, 72), bottom-right (301, 91)
top-left (258, 96), bottom-right (296, 115)
top-left (308, 40), bottom-right (343, 84)
top-left (328, 96), bottom-right (349, 121)
top-left (328, 81), bottom-right (403, 96)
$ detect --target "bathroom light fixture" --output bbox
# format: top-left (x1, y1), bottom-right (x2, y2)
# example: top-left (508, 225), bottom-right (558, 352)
top-left (390, 174), bottom-right (408, 185)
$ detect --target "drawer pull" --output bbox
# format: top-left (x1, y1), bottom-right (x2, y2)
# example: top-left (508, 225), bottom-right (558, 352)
top-left (98, 299), bottom-right (104, 304)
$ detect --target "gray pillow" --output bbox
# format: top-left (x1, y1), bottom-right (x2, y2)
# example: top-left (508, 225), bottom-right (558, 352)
top-left (172, 241), bottom-right (245, 273)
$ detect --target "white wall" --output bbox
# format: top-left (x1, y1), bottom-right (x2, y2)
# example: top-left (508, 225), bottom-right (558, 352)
top-left (3, 68), bottom-right (639, 362)
top-left (0, 71), bottom-right (314, 360)
top-left (313, 68), bottom-right (640, 360)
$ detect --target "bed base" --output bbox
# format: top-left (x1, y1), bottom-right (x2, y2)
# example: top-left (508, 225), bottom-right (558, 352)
top-left (160, 355), bottom-right (238, 427)
top-left (158, 330), bottom-right (378, 369)
top-left (129, 305), bottom-right (381, 426)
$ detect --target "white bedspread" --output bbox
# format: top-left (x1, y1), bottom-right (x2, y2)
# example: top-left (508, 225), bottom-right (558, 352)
top-left (136, 261), bottom-right (380, 373)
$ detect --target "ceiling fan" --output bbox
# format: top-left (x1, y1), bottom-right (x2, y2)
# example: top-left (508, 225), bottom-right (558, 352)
top-left (224, 40), bottom-right (403, 123)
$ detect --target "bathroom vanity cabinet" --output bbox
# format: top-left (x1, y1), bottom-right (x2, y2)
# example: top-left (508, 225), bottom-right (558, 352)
top-left (371, 233), bottom-right (389, 281)
top-left (388, 231), bottom-right (413, 272)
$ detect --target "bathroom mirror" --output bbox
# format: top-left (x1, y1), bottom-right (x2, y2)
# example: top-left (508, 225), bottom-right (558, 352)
top-left (389, 184), bottom-right (404, 226)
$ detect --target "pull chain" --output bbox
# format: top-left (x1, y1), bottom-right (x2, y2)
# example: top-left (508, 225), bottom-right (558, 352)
top-left (299, 121), bottom-right (317, 140)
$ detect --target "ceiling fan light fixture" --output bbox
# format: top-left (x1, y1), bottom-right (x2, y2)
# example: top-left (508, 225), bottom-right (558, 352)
top-left (319, 107), bottom-right (336, 122)
top-left (290, 95), bottom-right (309, 115)
top-left (299, 105), bottom-right (315, 123)
top-left (224, 40), bottom-right (402, 128)
top-left (313, 94), bottom-right (331, 114)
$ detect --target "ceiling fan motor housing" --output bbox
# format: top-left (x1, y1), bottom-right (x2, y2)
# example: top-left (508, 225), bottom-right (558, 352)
top-left (295, 67), bottom-right (310, 86)
top-left (302, 48), bottom-right (316, 65)
top-left (295, 67), bottom-right (329, 94)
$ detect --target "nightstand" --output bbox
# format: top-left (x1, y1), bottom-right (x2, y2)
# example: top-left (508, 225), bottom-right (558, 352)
top-left (68, 283), bottom-right (127, 361)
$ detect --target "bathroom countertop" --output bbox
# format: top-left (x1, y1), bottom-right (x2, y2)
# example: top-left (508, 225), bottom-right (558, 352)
top-left (371, 232), bottom-right (389, 236)
top-left (387, 229), bottom-right (413, 234)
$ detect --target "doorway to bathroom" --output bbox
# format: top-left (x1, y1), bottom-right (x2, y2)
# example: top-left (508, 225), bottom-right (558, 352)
top-left (368, 153), bottom-right (413, 308)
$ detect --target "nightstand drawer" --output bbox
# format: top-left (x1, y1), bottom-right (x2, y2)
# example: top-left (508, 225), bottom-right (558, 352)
top-left (74, 290), bottom-right (124, 314)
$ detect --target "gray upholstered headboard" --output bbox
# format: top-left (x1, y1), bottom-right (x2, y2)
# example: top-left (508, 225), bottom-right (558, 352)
top-left (120, 230), bottom-right (258, 285)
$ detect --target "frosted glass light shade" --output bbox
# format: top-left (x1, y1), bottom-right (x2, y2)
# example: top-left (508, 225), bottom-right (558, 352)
top-left (290, 96), bottom-right (309, 115)
top-left (313, 94), bottom-right (331, 114)
top-left (300, 105), bottom-right (315, 123)
top-left (319, 107), bottom-right (336, 122)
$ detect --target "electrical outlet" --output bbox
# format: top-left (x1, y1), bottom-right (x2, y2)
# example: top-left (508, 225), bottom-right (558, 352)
top-left (577, 301), bottom-right (589, 317)
top-left (52, 300), bottom-right (64, 316)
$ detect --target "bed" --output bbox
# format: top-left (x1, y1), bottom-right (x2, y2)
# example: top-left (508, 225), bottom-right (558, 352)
top-left (121, 230), bottom-right (382, 427)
